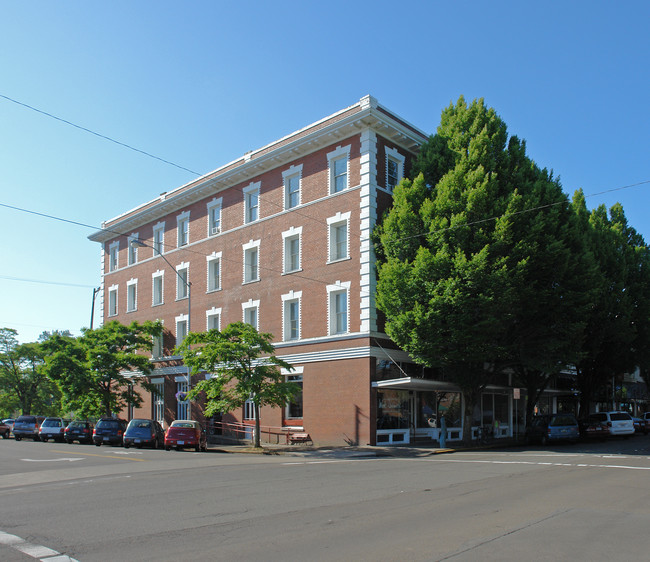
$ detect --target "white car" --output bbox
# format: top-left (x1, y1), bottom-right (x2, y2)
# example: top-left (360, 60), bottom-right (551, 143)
top-left (590, 411), bottom-right (635, 437)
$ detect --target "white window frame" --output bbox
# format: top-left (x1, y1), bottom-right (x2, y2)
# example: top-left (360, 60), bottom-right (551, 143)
top-left (128, 233), bottom-right (138, 266)
top-left (108, 285), bottom-right (118, 317)
top-left (176, 262), bottom-right (189, 300)
top-left (327, 212), bottom-right (351, 263)
top-left (153, 222), bottom-right (165, 255)
top-left (108, 241), bottom-right (119, 272)
top-left (207, 197), bottom-right (222, 236)
top-left (177, 211), bottom-right (190, 247)
top-left (284, 368), bottom-right (304, 419)
top-left (151, 379), bottom-right (164, 423)
top-left (327, 145), bottom-right (351, 194)
top-left (244, 398), bottom-right (256, 420)
top-left (126, 278), bottom-right (138, 313)
top-left (282, 226), bottom-right (302, 274)
top-left (152, 270), bottom-right (164, 306)
top-left (243, 239), bottom-right (261, 284)
top-left (327, 281), bottom-right (351, 335)
top-left (175, 314), bottom-right (188, 347)
top-left (176, 378), bottom-right (189, 420)
top-left (385, 146), bottom-right (405, 191)
top-left (242, 299), bottom-right (260, 330)
top-left (243, 181), bottom-right (260, 224)
top-left (282, 164), bottom-right (303, 210)
top-left (206, 307), bottom-right (222, 331)
top-left (206, 252), bottom-right (222, 293)
top-left (152, 333), bottom-right (164, 359)
top-left (282, 290), bottom-right (302, 341)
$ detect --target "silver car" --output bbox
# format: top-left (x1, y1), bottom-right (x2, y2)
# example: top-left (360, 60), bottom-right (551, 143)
top-left (590, 411), bottom-right (635, 437)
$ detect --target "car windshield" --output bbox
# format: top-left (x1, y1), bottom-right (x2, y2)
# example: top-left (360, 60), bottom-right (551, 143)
top-left (172, 422), bottom-right (195, 429)
top-left (68, 422), bottom-right (84, 428)
top-left (43, 420), bottom-right (61, 427)
top-left (611, 413), bottom-right (631, 421)
top-left (97, 420), bottom-right (120, 429)
top-left (550, 416), bottom-right (577, 426)
top-left (16, 416), bottom-right (36, 424)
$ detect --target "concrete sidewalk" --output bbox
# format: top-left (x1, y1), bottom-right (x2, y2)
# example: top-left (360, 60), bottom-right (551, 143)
top-left (207, 443), bottom-right (459, 458)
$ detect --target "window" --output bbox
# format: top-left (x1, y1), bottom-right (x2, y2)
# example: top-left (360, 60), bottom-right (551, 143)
top-left (128, 233), bottom-right (138, 265)
top-left (385, 147), bottom-right (405, 191)
top-left (327, 212), bottom-right (350, 262)
top-left (152, 334), bottom-right (163, 359)
top-left (282, 291), bottom-right (302, 341)
top-left (108, 242), bottom-right (119, 271)
top-left (177, 212), bottom-right (190, 247)
top-left (176, 263), bottom-right (189, 300)
top-left (327, 281), bottom-right (350, 335)
top-left (285, 373), bottom-right (303, 419)
top-left (243, 240), bottom-right (260, 283)
top-left (243, 181), bottom-right (260, 224)
top-left (206, 253), bottom-right (221, 292)
top-left (207, 197), bottom-right (222, 236)
top-left (153, 222), bottom-right (165, 255)
top-left (176, 380), bottom-right (189, 420)
top-left (283, 164), bottom-right (303, 210)
top-left (152, 271), bottom-right (164, 306)
top-left (242, 299), bottom-right (259, 330)
top-left (282, 226), bottom-right (302, 274)
top-left (108, 285), bottom-right (118, 317)
top-left (152, 380), bottom-right (164, 423)
top-left (327, 145), bottom-right (351, 194)
top-left (126, 279), bottom-right (137, 312)
top-left (244, 398), bottom-right (255, 420)
top-left (206, 307), bottom-right (221, 331)
top-left (176, 315), bottom-right (188, 347)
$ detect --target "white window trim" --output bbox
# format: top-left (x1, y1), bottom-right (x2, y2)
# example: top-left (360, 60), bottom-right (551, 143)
top-left (327, 211), bottom-right (351, 263)
top-left (385, 146), bottom-right (405, 191)
top-left (281, 290), bottom-right (302, 341)
top-left (176, 262), bottom-right (189, 300)
top-left (153, 221), bottom-right (165, 255)
top-left (282, 226), bottom-right (303, 274)
top-left (108, 241), bottom-right (119, 271)
top-left (152, 270), bottom-right (164, 306)
top-left (327, 144), bottom-right (351, 194)
top-left (242, 239), bottom-right (261, 284)
top-left (207, 197), bottom-right (223, 237)
top-left (126, 278), bottom-right (138, 313)
top-left (175, 313), bottom-right (189, 347)
top-left (108, 284), bottom-right (119, 317)
top-left (327, 281), bottom-right (351, 336)
top-left (206, 307), bottom-right (222, 331)
top-left (243, 181), bottom-right (261, 224)
top-left (206, 251), bottom-right (222, 293)
top-left (128, 232), bottom-right (139, 266)
top-left (242, 299), bottom-right (260, 329)
top-left (177, 210), bottom-right (190, 248)
top-left (282, 164), bottom-right (303, 210)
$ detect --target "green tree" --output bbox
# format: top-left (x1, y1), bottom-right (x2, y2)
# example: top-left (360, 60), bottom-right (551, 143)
top-left (42, 320), bottom-right (162, 418)
top-left (178, 322), bottom-right (298, 448)
top-left (0, 328), bottom-right (61, 415)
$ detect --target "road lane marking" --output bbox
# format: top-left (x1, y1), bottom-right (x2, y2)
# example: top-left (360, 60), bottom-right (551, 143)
top-left (22, 458), bottom-right (83, 463)
top-left (0, 530), bottom-right (78, 561)
top-left (51, 449), bottom-right (146, 461)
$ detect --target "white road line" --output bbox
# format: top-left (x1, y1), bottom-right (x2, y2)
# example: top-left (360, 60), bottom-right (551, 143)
top-left (0, 530), bottom-right (78, 561)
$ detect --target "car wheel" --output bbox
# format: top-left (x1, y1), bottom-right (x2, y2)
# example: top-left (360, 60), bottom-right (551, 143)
top-left (15, 436), bottom-right (21, 441)
top-left (195, 444), bottom-right (200, 452)
top-left (67, 440), bottom-right (73, 444)
top-left (95, 442), bottom-right (101, 447)
top-left (124, 443), bottom-right (130, 449)
top-left (1, 431), bottom-right (8, 439)
top-left (176, 446), bottom-right (182, 451)
top-left (165, 446), bottom-right (171, 451)
top-left (541, 435), bottom-right (548, 446)
top-left (41, 437), bottom-right (47, 442)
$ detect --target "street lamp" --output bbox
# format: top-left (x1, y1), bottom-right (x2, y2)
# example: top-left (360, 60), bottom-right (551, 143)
top-left (130, 238), bottom-right (192, 421)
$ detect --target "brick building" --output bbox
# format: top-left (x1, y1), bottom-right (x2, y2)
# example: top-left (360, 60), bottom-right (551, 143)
top-left (89, 95), bottom-right (524, 446)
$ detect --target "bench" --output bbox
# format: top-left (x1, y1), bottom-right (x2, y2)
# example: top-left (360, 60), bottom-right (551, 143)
top-left (288, 432), bottom-right (312, 445)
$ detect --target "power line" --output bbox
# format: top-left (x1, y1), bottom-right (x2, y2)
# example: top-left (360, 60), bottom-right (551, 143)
top-left (0, 275), bottom-right (96, 289)
top-left (0, 93), bottom-right (202, 176)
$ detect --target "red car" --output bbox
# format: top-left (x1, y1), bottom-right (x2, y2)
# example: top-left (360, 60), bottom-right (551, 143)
top-left (164, 420), bottom-right (207, 452)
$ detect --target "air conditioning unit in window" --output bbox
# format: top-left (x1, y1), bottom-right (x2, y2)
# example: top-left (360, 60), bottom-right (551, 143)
top-left (211, 226), bottom-right (220, 235)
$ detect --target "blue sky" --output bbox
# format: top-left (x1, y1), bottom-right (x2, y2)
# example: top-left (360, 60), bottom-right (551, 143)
top-left (1, 1), bottom-right (649, 343)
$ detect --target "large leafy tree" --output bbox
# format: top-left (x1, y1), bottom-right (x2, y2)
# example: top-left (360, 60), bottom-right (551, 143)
top-left (375, 97), bottom-right (592, 438)
top-left (0, 328), bottom-right (61, 415)
top-left (41, 320), bottom-right (162, 418)
top-left (178, 322), bottom-right (298, 448)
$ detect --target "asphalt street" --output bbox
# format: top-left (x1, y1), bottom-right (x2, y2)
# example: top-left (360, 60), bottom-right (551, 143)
top-left (2, 437), bottom-right (650, 561)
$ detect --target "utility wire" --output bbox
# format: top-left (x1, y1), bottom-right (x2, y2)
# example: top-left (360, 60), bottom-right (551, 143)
top-left (0, 275), bottom-right (96, 289)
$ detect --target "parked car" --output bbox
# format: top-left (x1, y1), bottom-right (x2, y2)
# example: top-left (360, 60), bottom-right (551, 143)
top-left (526, 414), bottom-right (580, 445)
top-left (13, 415), bottom-right (45, 441)
top-left (164, 420), bottom-right (207, 452)
top-left (578, 416), bottom-right (609, 440)
top-left (589, 411), bottom-right (635, 437)
top-left (643, 412), bottom-right (650, 422)
top-left (65, 420), bottom-right (94, 444)
top-left (39, 417), bottom-right (68, 442)
top-left (0, 419), bottom-right (12, 438)
top-left (93, 418), bottom-right (127, 446)
top-left (123, 419), bottom-right (165, 449)
top-left (632, 417), bottom-right (649, 435)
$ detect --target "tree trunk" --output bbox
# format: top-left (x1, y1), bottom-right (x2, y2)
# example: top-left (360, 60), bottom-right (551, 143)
top-left (253, 402), bottom-right (261, 448)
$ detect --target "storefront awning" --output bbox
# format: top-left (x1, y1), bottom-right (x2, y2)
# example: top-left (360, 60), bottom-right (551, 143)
top-left (373, 377), bottom-right (516, 394)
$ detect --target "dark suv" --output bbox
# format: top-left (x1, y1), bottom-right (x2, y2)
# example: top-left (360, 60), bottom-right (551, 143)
top-left (123, 419), bottom-right (165, 449)
top-left (13, 415), bottom-right (45, 441)
top-left (93, 418), bottom-right (127, 446)
top-left (65, 420), bottom-right (94, 444)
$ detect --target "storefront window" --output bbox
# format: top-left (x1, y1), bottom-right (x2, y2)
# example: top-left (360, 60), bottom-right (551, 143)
top-left (417, 392), bottom-right (437, 428)
top-left (377, 390), bottom-right (410, 429)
